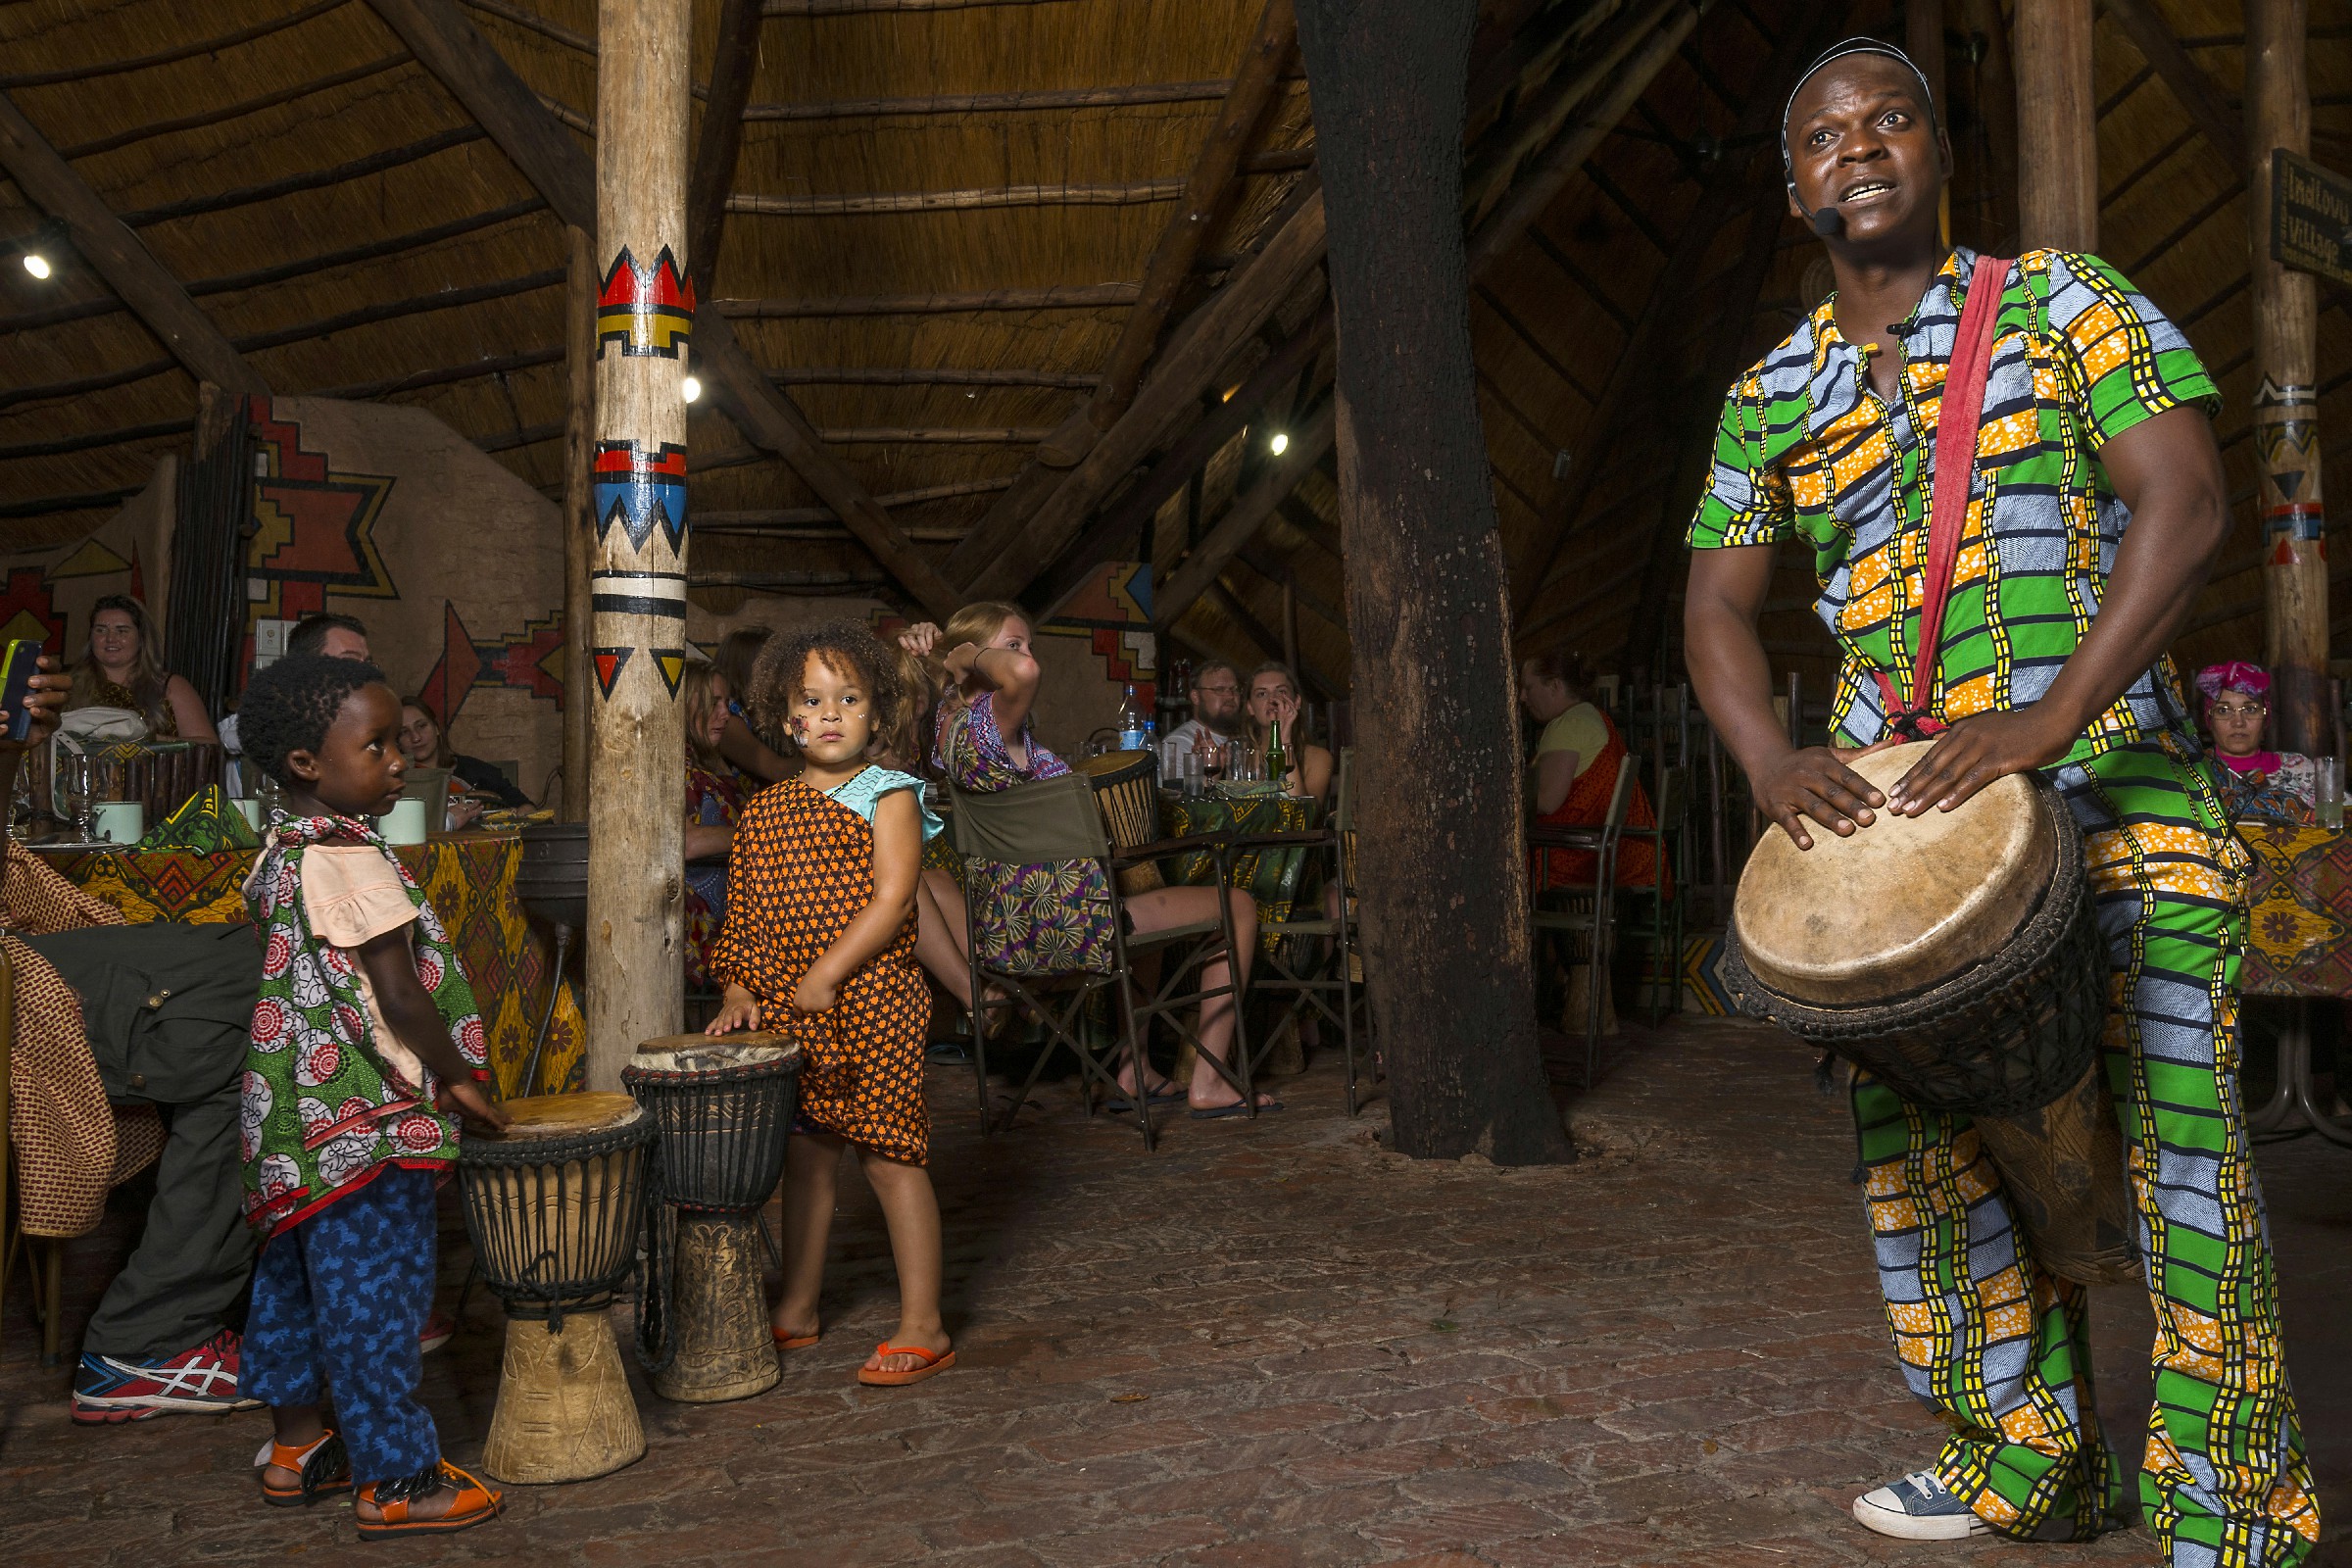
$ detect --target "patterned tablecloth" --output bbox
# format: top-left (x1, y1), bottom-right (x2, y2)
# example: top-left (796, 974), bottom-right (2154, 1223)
top-left (2237, 823), bottom-right (2352, 998)
top-left (1164, 792), bottom-right (1323, 933)
top-left (31, 830), bottom-right (587, 1096)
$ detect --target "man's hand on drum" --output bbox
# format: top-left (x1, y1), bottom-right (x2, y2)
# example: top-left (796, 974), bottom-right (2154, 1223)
top-left (1756, 745), bottom-right (1888, 851)
top-left (1886, 708), bottom-right (2075, 816)
top-left (705, 982), bottom-right (762, 1036)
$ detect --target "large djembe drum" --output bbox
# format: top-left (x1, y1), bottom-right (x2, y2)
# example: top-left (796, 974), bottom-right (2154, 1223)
top-left (1723, 742), bottom-right (2139, 1286)
top-left (456, 1093), bottom-right (653, 1482)
top-left (623, 1033), bottom-right (802, 1402)
top-left (1076, 749), bottom-right (1161, 894)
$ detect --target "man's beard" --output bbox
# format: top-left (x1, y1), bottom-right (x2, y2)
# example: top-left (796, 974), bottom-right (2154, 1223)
top-left (1201, 710), bottom-right (1246, 738)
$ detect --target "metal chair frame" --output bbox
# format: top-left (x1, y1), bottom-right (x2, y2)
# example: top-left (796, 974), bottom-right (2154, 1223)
top-left (950, 775), bottom-right (1251, 1151)
top-left (1613, 761), bottom-right (1690, 1025)
top-left (1528, 754), bottom-right (1639, 1089)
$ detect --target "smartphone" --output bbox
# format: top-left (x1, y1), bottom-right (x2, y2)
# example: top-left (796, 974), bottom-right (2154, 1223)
top-left (0, 639), bottom-right (41, 742)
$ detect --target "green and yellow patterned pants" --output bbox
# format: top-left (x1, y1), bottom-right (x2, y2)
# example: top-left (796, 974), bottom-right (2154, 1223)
top-left (1853, 740), bottom-right (2320, 1565)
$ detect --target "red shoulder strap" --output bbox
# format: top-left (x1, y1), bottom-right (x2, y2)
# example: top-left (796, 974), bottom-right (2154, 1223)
top-left (1877, 254), bottom-right (2013, 739)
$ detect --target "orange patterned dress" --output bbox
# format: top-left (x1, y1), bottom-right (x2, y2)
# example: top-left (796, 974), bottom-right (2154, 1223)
top-left (710, 771), bottom-right (936, 1165)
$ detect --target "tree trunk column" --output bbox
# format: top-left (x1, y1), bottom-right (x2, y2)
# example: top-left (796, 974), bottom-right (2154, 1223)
top-left (2013, 0), bottom-right (2095, 253)
top-left (1293, 0), bottom-right (1568, 1165)
top-left (586, 0), bottom-right (694, 1088)
top-left (563, 224), bottom-right (596, 823)
top-left (2250, 0), bottom-right (2327, 754)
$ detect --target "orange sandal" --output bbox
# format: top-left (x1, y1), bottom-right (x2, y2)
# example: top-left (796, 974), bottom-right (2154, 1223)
top-left (772, 1326), bottom-right (820, 1351)
top-left (259, 1430), bottom-right (351, 1507)
top-left (355, 1460), bottom-right (503, 1540)
top-left (858, 1343), bottom-right (955, 1387)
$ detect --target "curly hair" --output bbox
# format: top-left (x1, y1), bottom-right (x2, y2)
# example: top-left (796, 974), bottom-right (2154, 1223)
top-left (746, 621), bottom-right (916, 766)
top-left (239, 654), bottom-right (389, 785)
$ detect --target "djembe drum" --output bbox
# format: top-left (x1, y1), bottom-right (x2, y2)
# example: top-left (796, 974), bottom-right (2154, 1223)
top-left (1723, 741), bottom-right (2139, 1286)
top-left (622, 1033), bottom-right (802, 1402)
top-left (1077, 749), bottom-right (1162, 894)
top-left (457, 1093), bottom-right (653, 1483)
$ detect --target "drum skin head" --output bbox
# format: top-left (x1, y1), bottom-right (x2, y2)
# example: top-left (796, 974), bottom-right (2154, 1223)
top-left (1076, 749), bottom-right (1153, 779)
top-left (634, 1031), bottom-right (803, 1071)
top-left (1732, 741), bottom-right (2056, 1005)
top-left (482, 1091), bottom-right (647, 1140)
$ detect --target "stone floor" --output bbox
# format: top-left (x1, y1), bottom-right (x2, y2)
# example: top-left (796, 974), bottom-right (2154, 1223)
top-left (4, 1013), bottom-right (2348, 1567)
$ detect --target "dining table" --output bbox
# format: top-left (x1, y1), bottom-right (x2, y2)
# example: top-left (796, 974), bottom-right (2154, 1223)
top-left (29, 827), bottom-right (587, 1098)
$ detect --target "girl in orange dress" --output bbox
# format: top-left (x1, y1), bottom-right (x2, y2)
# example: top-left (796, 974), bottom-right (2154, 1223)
top-left (704, 622), bottom-right (953, 1387)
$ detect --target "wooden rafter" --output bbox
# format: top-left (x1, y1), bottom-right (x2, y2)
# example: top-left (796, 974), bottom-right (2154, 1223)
top-left (364, 0), bottom-right (959, 618)
top-left (0, 90), bottom-right (266, 396)
top-left (2102, 0), bottom-right (2247, 173)
top-left (687, 0), bottom-right (765, 297)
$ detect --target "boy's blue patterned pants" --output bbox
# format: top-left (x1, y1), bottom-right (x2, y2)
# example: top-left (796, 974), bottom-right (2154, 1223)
top-left (243, 1165), bottom-right (442, 1485)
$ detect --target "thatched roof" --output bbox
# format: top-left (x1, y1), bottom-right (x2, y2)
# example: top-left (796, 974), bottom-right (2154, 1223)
top-left (1, 0), bottom-right (2346, 687)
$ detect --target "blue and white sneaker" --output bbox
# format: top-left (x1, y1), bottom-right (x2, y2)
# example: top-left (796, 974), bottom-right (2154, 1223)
top-left (1851, 1469), bottom-right (1992, 1541)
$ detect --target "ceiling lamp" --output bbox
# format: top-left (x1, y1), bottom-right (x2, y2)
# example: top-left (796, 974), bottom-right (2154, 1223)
top-left (21, 251), bottom-right (51, 280)
top-left (1268, 431), bottom-right (1289, 456)
top-left (681, 374), bottom-right (703, 404)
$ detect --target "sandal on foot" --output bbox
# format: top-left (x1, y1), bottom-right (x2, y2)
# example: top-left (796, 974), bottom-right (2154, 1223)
top-left (1103, 1088), bottom-right (1185, 1112)
top-left (858, 1343), bottom-right (955, 1388)
top-left (772, 1326), bottom-right (820, 1351)
top-left (259, 1430), bottom-right (351, 1507)
top-left (356, 1460), bottom-right (503, 1540)
top-left (1189, 1100), bottom-right (1283, 1120)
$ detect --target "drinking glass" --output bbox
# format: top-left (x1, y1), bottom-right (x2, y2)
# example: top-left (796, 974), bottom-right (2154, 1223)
top-left (2320, 756), bottom-right (2344, 830)
top-left (61, 752), bottom-right (98, 841)
top-left (1227, 744), bottom-right (1260, 785)
top-left (1180, 749), bottom-right (1204, 799)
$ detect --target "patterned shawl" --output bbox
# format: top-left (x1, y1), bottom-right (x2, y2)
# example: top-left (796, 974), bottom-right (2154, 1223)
top-left (237, 811), bottom-right (490, 1238)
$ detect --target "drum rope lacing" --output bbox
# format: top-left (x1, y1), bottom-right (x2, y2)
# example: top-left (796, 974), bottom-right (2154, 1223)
top-left (455, 1120), bottom-right (659, 1335)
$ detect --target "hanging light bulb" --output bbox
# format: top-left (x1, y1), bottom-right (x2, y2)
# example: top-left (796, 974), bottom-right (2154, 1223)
top-left (1268, 430), bottom-right (1290, 456)
top-left (22, 252), bottom-right (51, 280)
top-left (681, 374), bottom-right (703, 404)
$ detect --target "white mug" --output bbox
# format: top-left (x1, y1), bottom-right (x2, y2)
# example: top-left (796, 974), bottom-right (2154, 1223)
top-left (92, 800), bottom-right (145, 845)
top-left (376, 798), bottom-right (429, 846)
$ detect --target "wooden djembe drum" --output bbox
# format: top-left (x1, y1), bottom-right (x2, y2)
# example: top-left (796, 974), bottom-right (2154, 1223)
top-left (456, 1093), bottom-right (654, 1483)
top-left (1076, 749), bottom-right (1163, 894)
top-left (623, 1033), bottom-right (802, 1402)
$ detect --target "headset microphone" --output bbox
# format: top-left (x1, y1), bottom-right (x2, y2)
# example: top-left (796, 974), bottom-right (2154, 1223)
top-left (1809, 205), bottom-right (1846, 238)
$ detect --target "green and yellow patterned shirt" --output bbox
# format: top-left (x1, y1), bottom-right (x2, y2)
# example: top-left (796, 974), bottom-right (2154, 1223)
top-left (1687, 246), bottom-right (2222, 765)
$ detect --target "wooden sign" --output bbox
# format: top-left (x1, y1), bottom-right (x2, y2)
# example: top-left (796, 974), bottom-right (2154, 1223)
top-left (2271, 149), bottom-right (2352, 289)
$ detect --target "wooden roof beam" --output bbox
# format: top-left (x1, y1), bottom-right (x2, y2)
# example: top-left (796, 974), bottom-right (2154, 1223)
top-left (1157, 400), bottom-right (1335, 626)
top-left (687, 0), bottom-right (763, 296)
top-left (2101, 0), bottom-right (2247, 174)
top-left (365, 0), bottom-right (960, 618)
top-left (0, 90), bottom-right (266, 396)
top-left (1202, 577), bottom-right (1339, 698)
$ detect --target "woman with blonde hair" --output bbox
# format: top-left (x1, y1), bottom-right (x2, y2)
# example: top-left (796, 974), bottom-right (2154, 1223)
top-left (898, 602), bottom-right (1269, 1117)
top-left (67, 594), bottom-right (218, 742)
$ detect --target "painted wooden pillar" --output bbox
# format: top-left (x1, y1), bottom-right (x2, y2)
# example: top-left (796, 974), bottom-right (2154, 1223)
top-left (586, 0), bottom-right (695, 1088)
top-left (2250, 0), bottom-right (2327, 753)
top-left (562, 224), bottom-right (596, 823)
top-left (1293, 0), bottom-right (1569, 1164)
top-left (2013, 0), bottom-right (2095, 253)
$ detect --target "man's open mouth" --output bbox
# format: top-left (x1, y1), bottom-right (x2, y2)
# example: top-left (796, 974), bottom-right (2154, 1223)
top-left (1840, 179), bottom-right (1898, 204)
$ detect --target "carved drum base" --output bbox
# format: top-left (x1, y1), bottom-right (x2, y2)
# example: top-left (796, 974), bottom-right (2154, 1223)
top-left (481, 1311), bottom-right (646, 1484)
top-left (652, 1212), bottom-right (778, 1403)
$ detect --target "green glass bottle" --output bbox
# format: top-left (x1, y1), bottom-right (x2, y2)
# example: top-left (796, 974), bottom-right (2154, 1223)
top-left (1265, 716), bottom-right (1288, 790)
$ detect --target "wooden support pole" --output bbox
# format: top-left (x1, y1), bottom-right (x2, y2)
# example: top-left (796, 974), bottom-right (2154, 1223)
top-left (1294, 0), bottom-right (1567, 1164)
top-left (1906, 0), bottom-right (1945, 108)
top-left (1962, 0), bottom-right (2018, 248)
top-left (562, 224), bottom-right (596, 823)
top-left (2013, 0), bottom-right (2096, 253)
top-left (585, 0), bottom-right (693, 1085)
top-left (2250, 0), bottom-right (2328, 753)
top-left (0, 90), bottom-right (266, 396)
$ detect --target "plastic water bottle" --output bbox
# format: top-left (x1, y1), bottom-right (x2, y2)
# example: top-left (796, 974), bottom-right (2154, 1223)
top-left (1115, 684), bottom-right (1152, 752)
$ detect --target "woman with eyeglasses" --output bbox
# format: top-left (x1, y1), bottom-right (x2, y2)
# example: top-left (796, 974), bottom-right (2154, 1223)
top-left (2197, 662), bottom-right (2318, 824)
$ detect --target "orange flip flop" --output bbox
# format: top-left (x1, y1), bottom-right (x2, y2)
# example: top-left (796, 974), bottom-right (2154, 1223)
top-left (858, 1343), bottom-right (956, 1387)
top-left (772, 1326), bottom-right (820, 1351)
top-left (355, 1460), bottom-right (503, 1540)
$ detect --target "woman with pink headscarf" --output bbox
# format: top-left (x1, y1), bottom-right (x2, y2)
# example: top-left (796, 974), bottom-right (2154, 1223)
top-left (2196, 661), bottom-right (2319, 823)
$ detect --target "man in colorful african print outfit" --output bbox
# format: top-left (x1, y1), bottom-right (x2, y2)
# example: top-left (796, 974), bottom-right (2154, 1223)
top-left (1684, 41), bottom-right (2318, 1565)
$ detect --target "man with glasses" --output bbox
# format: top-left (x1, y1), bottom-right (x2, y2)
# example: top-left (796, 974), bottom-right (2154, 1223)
top-left (1163, 660), bottom-right (1246, 766)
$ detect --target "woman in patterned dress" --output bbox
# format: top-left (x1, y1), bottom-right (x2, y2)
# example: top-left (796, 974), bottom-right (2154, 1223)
top-left (707, 623), bottom-right (954, 1386)
top-left (903, 603), bottom-right (1269, 1117)
top-left (2197, 662), bottom-right (2321, 826)
top-left (680, 662), bottom-right (748, 990)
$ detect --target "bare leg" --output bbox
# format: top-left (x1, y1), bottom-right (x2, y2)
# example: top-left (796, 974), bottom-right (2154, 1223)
top-left (1123, 885), bottom-right (1264, 1110)
top-left (856, 1150), bottom-right (951, 1375)
top-left (771, 1132), bottom-right (844, 1341)
top-left (913, 871), bottom-right (976, 1010)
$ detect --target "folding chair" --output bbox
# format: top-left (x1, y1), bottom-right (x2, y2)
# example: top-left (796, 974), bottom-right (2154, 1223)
top-left (1614, 762), bottom-right (1690, 1024)
top-left (1529, 754), bottom-right (1638, 1090)
top-left (1229, 749), bottom-right (1366, 1112)
top-left (949, 773), bottom-right (1251, 1150)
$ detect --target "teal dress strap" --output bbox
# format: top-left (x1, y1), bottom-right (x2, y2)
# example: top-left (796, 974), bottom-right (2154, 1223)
top-left (824, 766), bottom-right (944, 843)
